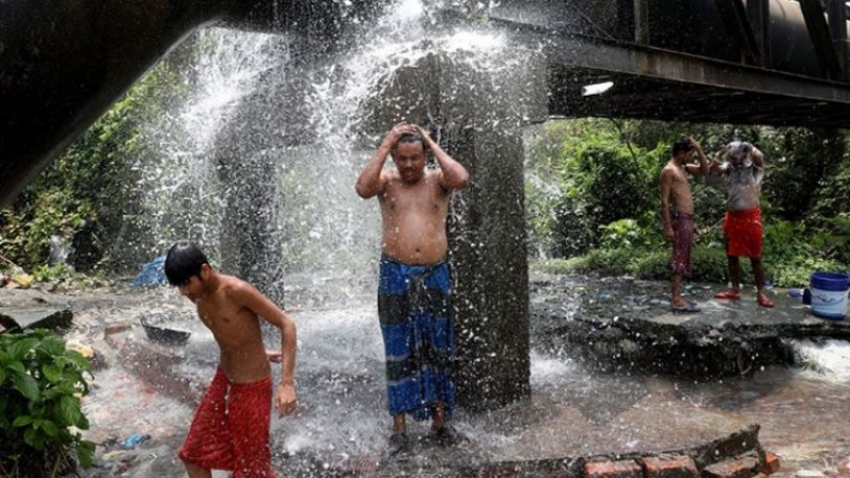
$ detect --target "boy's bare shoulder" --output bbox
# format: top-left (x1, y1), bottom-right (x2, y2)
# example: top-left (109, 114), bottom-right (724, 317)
top-left (219, 275), bottom-right (255, 299)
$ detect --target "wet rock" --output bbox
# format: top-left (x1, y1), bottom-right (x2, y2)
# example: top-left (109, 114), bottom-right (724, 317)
top-left (0, 307), bottom-right (73, 332)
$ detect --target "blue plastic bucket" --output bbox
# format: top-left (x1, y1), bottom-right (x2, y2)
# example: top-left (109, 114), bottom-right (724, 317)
top-left (809, 271), bottom-right (850, 320)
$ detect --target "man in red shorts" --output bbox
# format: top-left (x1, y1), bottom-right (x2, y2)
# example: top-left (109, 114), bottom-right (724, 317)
top-left (710, 141), bottom-right (775, 308)
top-left (165, 242), bottom-right (298, 477)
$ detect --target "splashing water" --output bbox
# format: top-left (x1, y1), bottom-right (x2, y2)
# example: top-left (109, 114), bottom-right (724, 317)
top-left (791, 339), bottom-right (850, 384)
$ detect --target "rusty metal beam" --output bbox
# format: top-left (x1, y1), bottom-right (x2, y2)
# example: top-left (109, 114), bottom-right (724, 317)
top-left (714, 0), bottom-right (762, 64)
top-left (531, 31), bottom-right (850, 104)
top-left (799, 0), bottom-right (843, 79)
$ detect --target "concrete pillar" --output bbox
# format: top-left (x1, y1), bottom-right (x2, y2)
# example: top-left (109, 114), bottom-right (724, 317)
top-left (364, 45), bottom-right (548, 410)
top-left (214, 87), bottom-right (286, 304)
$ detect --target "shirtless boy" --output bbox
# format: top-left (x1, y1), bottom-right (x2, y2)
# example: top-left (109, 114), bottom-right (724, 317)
top-left (710, 141), bottom-right (774, 308)
top-left (659, 137), bottom-right (709, 313)
top-left (355, 122), bottom-right (470, 456)
top-left (164, 242), bottom-right (297, 478)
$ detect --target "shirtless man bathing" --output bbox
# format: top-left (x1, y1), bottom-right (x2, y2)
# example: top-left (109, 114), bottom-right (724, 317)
top-left (660, 137), bottom-right (709, 313)
top-left (355, 122), bottom-right (469, 456)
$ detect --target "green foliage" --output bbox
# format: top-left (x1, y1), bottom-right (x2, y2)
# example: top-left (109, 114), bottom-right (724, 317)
top-left (525, 119), bottom-right (656, 258)
top-left (526, 119), bottom-right (850, 287)
top-left (762, 219), bottom-right (849, 287)
top-left (0, 56), bottom-right (189, 275)
top-left (599, 213), bottom-right (666, 251)
top-left (631, 246), bottom-right (728, 283)
top-left (0, 330), bottom-right (94, 477)
top-left (761, 128), bottom-right (847, 221)
top-left (29, 265), bottom-right (110, 290)
top-left (534, 245), bottom-right (728, 283)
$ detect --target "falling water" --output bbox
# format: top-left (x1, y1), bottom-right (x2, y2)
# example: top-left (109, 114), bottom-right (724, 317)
top-left (80, 0), bottom-right (850, 475)
top-left (109, 0), bottom-right (539, 472)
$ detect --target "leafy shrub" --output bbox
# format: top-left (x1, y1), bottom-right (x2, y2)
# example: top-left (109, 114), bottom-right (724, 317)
top-left (770, 256), bottom-right (848, 288)
top-left (0, 54), bottom-right (189, 274)
top-left (534, 245), bottom-right (728, 283)
top-left (0, 330), bottom-right (94, 477)
top-left (630, 246), bottom-right (727, 283)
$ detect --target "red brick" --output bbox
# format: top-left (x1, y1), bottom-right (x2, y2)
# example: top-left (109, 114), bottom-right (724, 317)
top-left (585, 459), bottom-right (643, 478)
top-left (701, 453), bottom-right (759, 478)
top-left (759, 452), bottom-right (780, 475)
top-left (641, 456), bottom-right (700, 478)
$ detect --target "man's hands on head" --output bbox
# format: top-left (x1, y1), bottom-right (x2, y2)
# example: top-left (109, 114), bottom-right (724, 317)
top-left (383, 121), bottom-right (430, 148)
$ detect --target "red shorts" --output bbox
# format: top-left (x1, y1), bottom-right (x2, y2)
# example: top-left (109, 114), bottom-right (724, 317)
top-left (179, 368), bottom-right (277, 477)
top-left (723, 207), bottom-right (763, 258)
top-left (670, 212), bottom-right (694, 277)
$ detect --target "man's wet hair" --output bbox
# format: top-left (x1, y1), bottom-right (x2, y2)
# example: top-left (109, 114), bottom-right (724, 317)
top-left (672, 137), bottom-right (694, 156)
top-left (164, 242), bottom-right (209, 286)
top-left (394, 132), bottom-right (427, 151)
top-left (725, 141), bottom-right (752, 161)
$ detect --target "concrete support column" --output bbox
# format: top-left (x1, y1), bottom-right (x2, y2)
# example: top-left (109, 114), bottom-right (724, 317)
top-left (215, 89), bottom-right (286, 304)
top-left (365, 44), bottom-right (547, 410)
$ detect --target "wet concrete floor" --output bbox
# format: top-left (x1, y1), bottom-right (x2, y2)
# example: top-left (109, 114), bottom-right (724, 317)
top-left (1, 272), bottom-right (849, 477)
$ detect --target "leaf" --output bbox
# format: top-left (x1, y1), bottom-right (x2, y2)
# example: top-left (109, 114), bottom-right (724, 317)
top-left (42, 363), bottom-right (63, 383)
top-left (13, 371), bottom-right (40, 401)
top-left (76, 439), bottom-right (96, 468)
top-left (9, 337), bottom-right (39, 360)
top-left (58, 395), bottom-right (83, 426)
top-left (12, 415), bottom-right (34, 427)
top-left (6, 360), bottom-right (25, 375)
top-left (63, 350), bottom-right (90, 372)
top-left (37, 419), bottom-right (59, 437)
top-left (41, 336), bottom-right (67, 356)
top-left (23, 427), bottom-right (43, 450)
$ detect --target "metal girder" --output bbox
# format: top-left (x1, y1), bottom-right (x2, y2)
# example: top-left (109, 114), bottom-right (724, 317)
top-left (799, 0), bottom-right (844, 79)
top-left (714, 0), bottom-right (762, 64)
top-left (534, 31), bottom-right (850, 104)
top-left (746, 0), bottom-right (771, 66)
top-left (826, 0), bottom-right (849, 81)
top-left (497, 19), bottom-right (850, 127)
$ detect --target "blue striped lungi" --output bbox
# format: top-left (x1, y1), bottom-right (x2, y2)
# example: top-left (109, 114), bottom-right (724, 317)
top-left (378, 254), bottom-right (456, 421)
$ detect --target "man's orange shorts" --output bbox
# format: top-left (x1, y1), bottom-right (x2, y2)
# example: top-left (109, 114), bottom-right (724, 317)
top-left (723, 207), bottom-right (763, 258)
top-left (179, 368), bottom-right (277, 477)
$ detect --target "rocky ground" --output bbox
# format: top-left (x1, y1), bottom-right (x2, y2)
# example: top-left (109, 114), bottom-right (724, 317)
top-left (1, 273), bottom-right (849, 477)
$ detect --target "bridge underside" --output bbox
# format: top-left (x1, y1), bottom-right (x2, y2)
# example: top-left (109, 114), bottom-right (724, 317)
top-left (518, 30), bottom-right (850, 128)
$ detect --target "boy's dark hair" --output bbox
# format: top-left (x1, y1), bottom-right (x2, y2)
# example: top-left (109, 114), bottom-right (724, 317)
top-left (164, 242), bottom-right (209, 286)
top-left (672, 137), bottom-right (694, 156)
